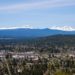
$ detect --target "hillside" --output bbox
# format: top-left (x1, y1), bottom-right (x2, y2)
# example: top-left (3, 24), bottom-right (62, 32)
top-left (0, 35), bottom-right (75, 53)
top-left (0, 28), bottom-right (75, 38)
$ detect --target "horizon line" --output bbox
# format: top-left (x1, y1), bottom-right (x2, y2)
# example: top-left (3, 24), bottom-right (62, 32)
top-left (0, 26), bottom-right (75, 31)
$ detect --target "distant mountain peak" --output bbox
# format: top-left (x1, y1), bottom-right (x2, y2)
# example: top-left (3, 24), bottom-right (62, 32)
top-left (0, 25), bottom-right (33, 30)
top-left (49, 26), bottom-right (75, 31)
top-left (0, 27), bottom-right (75, 38)
top-left (0, 25), bottom-right (75, 32)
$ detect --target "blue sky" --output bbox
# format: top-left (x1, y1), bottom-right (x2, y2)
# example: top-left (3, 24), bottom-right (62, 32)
top-left (0, 0), bottom-right (75, 28)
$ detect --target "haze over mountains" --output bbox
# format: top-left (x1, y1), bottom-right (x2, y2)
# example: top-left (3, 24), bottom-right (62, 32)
top-left (0, 26), bottom-right (75, 38)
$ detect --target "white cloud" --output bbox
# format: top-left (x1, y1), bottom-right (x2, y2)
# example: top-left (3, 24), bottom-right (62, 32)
top-left (0, 0), bottom-right (75, 11)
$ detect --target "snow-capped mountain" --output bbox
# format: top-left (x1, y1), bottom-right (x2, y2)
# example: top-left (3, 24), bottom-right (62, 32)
top-left (0, 25), bottom-right (75, 39)
top-left (0, 26), bottom-right (75, 31)
top-left (0, 28), bottom-right (74, 38)
top-left (49, 26), bottom-right (75, 31)
top-left (0, 25), bottom-right (33, 30)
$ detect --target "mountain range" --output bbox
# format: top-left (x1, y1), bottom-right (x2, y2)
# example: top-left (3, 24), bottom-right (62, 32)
top-left (0, 28), bottom-right (75, 38)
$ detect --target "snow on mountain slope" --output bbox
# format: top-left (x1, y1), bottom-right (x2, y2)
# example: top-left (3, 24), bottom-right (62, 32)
top-left (49, 26), bottom-right (75, 31)
top-left (0, 25), bottom-right (33, 30)
top-left (0, 25), bottom-right (75, 31)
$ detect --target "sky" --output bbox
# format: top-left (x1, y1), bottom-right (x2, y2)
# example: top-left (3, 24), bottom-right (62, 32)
top-left (0, 0), bottom-right (75, 28)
